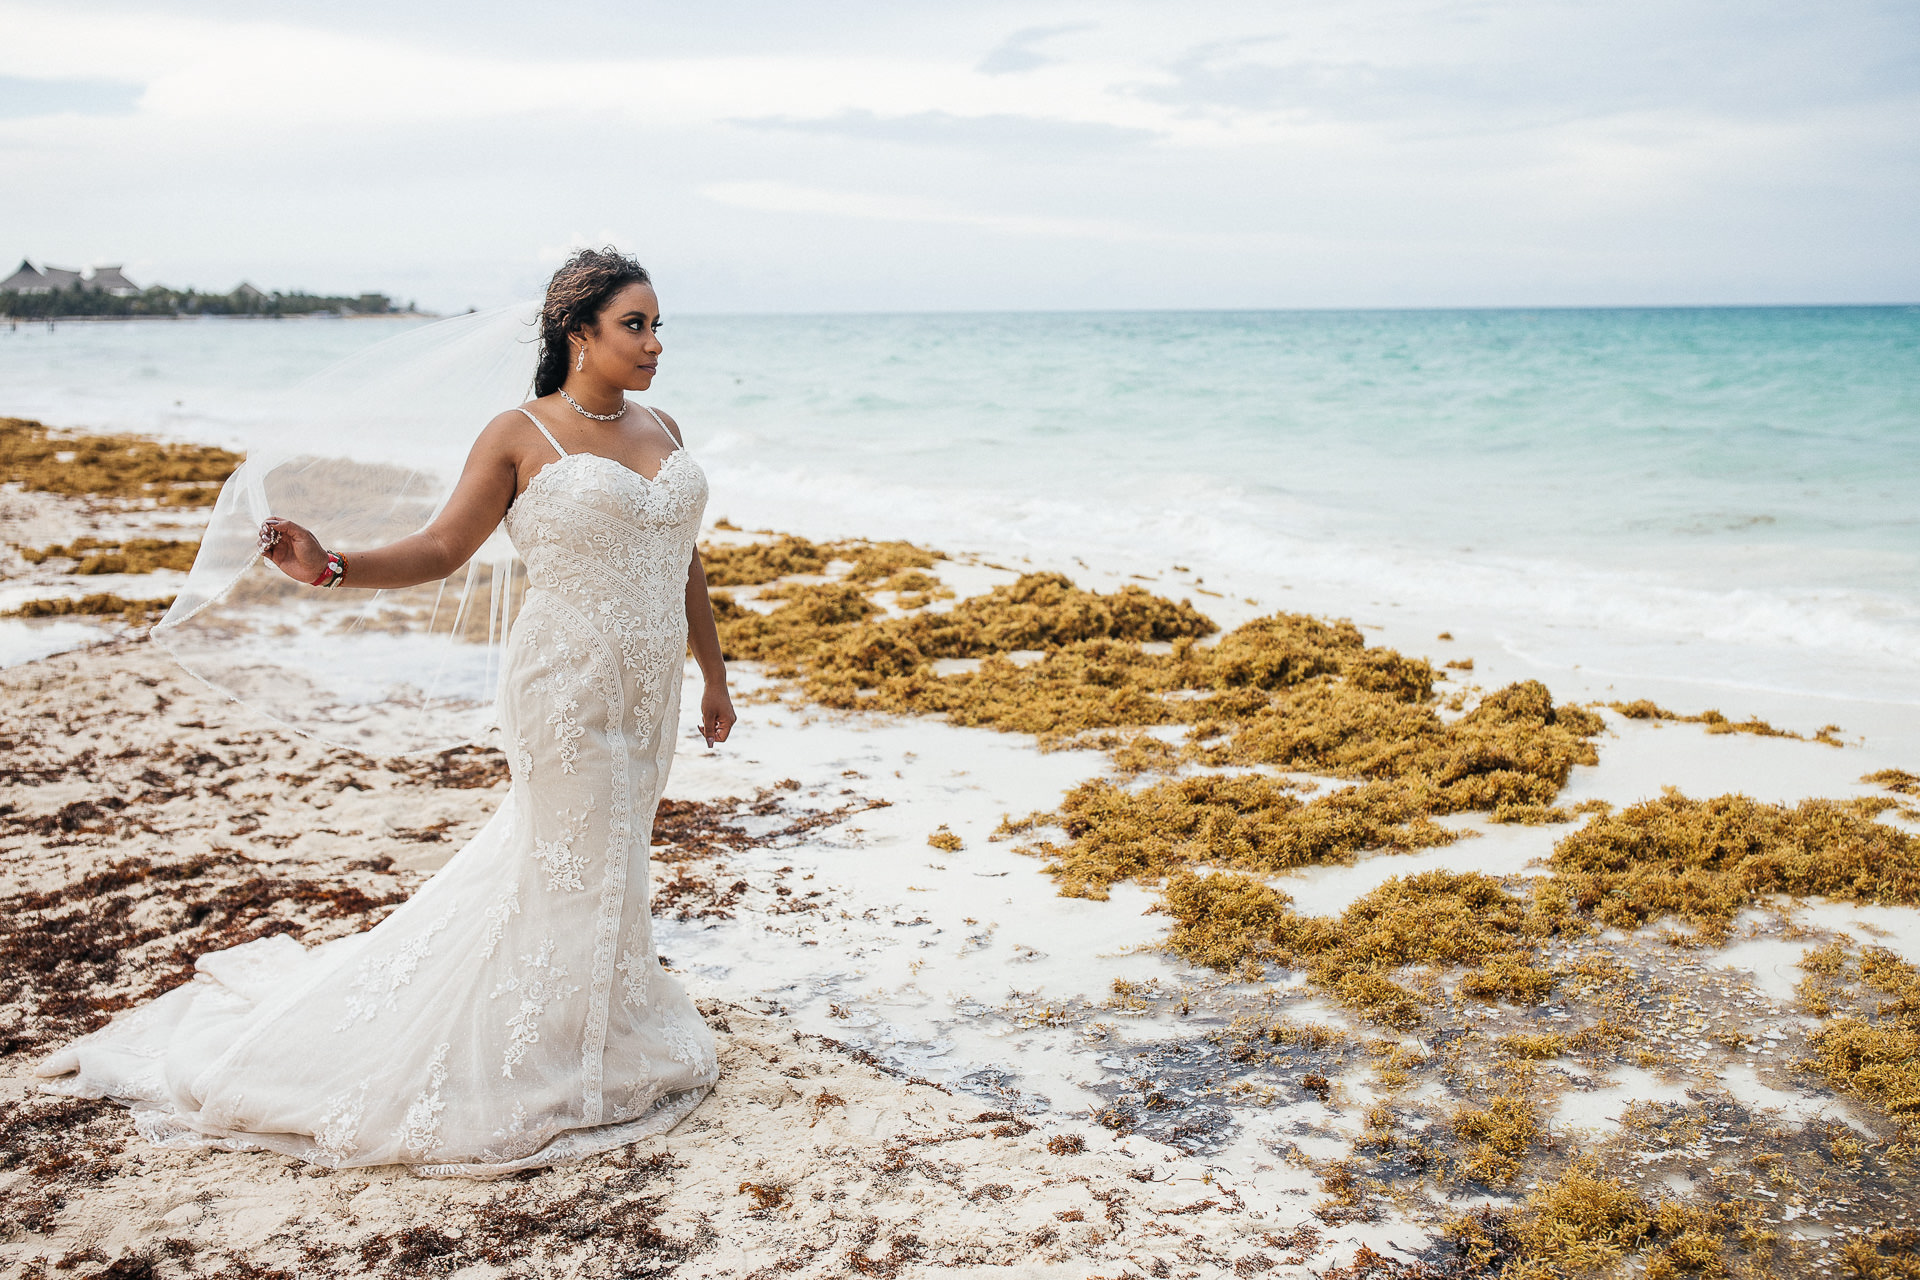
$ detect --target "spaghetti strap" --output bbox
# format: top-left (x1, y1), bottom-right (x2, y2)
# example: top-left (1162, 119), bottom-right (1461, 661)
top-left (640, 405), bottom-right (682, 449)
top-left (516, 406), bottom-right (567, 458)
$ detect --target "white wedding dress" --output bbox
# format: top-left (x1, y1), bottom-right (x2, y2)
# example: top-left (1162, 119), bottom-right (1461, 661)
top-left (36, 406), bottom-right (720, 1177)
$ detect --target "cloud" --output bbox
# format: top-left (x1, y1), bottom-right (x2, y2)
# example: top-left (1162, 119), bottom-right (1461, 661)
top-left (0, 75), bottom-right (142, 118)
top-left (1137, 9), bottom-right (1920, 131)
top-left (730, 108), bottom-right (1157, 153)
top-left (0, 0), bottom-right (1913, 310)
top-left (699, 180), bottom-right (1173, 243)
top-left (1136, 39), bottom-right (1354, 115)
top-left (977, 24), bottom-right (1091, 75)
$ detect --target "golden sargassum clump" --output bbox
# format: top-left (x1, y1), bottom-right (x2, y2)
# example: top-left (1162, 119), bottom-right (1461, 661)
top-left (1864, 768), bottom-right (1920, 797)
top-left (1012, 642), bottom-right (1604, 908)
top-left (701, 534), bottom-right (833, 586)
top-left (1151, 789), bottom-right (1920, 1031)
top-left (1451, 1092), bottom-right (1544, 1184)
top-left (0, 417), bottom-right (238, 506)
top-left (1032, 776), bottom-right (1456, 900)
top-left (1447, 1159), bottom-right (1766, 1280)
top-left (4, 592), bottom-right (176, 621)
top-left (1796, 939), bottom-right (1920, 1140)
top-left (1608, 697), bottom-right (1843, 746)
top-left (1548, 792), bottom-right (1920, 945)
top-left (717, 557), bottom-right (1601, 815)
top-left (700, 533), bottom-right (944, 590)
top-left (1160, 869), bottom-right (1556, 1028)
top-left (1201, 676), bottom-right (1603, 810)
top-left (20, 536), bottom-right (199, 574)
top-left (714, 567), bottom-right (1214, 736)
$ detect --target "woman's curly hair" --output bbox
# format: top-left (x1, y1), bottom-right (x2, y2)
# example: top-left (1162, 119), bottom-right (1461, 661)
top-left (532, 247), bottom-right (652, 397)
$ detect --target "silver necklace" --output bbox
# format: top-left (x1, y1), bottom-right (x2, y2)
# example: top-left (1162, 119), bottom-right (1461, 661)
top-left (559, 387), bottom-right (628, 421)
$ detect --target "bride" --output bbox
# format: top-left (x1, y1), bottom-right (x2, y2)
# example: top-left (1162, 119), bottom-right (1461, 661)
top-left (35, 247), bottom-right (738, 1177)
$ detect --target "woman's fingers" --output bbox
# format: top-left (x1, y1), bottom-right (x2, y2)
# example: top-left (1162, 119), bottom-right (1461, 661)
top-left (259, 518), bottom-right (327, 583)
top-left (699, 692), bottom-right (736, 746)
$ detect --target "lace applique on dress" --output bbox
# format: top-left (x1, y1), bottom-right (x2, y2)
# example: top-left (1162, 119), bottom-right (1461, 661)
top-left (512, 735), bottom-right (534, 781)
top-left (485, 1101), bottom-right (536, 1160)
top-left (338, 907), bottom-right (456, 1029)
top-left (480, 887), bottom-right (520, 961)
top-left (396, 1043), bottom-right (451, 1159)
top-left (614, 945), bottom-right (652, 1008)
top-left (531, 797), bottom-right (595, 892)
top-left (661, 1009), bottom-right (714, 1075)
top-left (315, 1077), bottom-right (373, 1163)
top-left (523, 615), bottom-right (593, 775)
top-left (544, 689), bottom-right (585, 774)
top-left (491, 939), bottom-right (582, 1079)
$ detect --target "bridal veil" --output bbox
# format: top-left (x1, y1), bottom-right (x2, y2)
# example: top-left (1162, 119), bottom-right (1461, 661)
top-left (154, 302), bottom-right (545, 756)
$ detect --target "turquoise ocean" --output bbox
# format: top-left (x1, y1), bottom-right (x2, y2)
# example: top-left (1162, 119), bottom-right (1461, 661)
top-left (4, 305), bottom-right (1917, 710)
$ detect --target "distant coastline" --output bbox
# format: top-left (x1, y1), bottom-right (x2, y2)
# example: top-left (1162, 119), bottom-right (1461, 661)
top-left (3, 310), bottom-right (437, 324)
top-left (1, 257), bottom-right (428, 320)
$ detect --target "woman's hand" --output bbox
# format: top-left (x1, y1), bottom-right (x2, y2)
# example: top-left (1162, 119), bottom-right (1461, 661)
top-left (258, 517), bottom-right (328, 585)
top-left (699, 681), bottom-right (736, 747)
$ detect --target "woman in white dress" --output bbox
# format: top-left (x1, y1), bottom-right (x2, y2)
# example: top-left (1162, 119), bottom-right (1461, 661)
top-left (36, 248), bottom-right (738, 1177)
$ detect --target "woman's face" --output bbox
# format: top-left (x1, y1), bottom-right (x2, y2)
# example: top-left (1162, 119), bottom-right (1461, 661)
top-left (579, 282), bottom-right (664, 391)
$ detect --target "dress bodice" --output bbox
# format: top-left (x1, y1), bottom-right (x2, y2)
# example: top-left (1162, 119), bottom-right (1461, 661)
top-left (504, 447), bottom-right (709, 635)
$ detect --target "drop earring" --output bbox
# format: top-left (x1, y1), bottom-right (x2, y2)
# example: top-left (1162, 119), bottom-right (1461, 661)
top-left (575, 346), bottom-right (586, 372)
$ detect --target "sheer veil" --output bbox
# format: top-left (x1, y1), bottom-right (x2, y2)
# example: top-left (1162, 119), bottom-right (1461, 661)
top-left (153, 301), bottom-right (546, 757)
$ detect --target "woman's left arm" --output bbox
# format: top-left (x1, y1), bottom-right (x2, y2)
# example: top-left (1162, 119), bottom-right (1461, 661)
top-left (656, 410), bottom-right (735, 748)
top-left (684, 548), bottom-right (735, 746)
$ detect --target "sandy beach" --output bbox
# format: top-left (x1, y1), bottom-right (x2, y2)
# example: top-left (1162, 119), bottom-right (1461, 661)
top-left (3, 412), bottom-right (1919, 1279)
top-left (0, 641), bottom-right (1318, 1279)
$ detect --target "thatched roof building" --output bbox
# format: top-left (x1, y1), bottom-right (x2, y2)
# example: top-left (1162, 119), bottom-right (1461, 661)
top-left (87, 265), bottom-right (140, 296)
top-left (1, 259), bottom-right (139, 295)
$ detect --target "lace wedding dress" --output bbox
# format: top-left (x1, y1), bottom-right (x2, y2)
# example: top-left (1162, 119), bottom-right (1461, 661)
top-left (36, 406), bottom-right (720, 1177)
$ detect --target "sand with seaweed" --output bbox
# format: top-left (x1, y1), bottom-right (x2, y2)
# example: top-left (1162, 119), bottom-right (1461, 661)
top-left (4, 424), bottom-right (1920, 1276)
top-left (658, 524), bottom-right (1920, 1276)
top-left (0, 641), bottom-right (1302, 1279)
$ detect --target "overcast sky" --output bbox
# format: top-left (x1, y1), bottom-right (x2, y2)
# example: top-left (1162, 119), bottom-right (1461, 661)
top-left (2, 0), bottom-right (1915, 312)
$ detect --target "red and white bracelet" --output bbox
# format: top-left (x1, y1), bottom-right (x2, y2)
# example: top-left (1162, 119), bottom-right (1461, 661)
top-left (310, 549), bottom-right (349, 589)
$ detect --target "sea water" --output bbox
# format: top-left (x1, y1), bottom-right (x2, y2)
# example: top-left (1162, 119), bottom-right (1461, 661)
top-left (5, 305), bottom-right (1916, 709)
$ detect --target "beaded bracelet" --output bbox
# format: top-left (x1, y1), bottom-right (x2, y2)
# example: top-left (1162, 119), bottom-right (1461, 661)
top-left (309, 549), bottom-right (348, 588)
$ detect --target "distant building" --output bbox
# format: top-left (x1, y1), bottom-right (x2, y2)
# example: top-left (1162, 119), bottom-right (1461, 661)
top-left (232, 281), bottom-right (268, 303)
top-left (0, 258), bottom-right (139, 294)
top-left (88, 265), bottom-right (140, 296)
top-left (1, 260), bottom-right (52, 293)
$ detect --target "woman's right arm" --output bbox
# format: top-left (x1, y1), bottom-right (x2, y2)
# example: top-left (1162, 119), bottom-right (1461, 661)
top-left (261, 412), bottom-right (526, 590)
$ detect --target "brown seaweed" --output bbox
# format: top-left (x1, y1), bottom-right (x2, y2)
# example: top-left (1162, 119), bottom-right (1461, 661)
top-left (4, 593), bottom-right (176, 621)
top-left (1607, 698), bottom-right (1843, 747)
top-left (0, 416), bottom-right (238, 506)
top-left (19, 537), bottom-right (200, 574)
top-left (1546, 792), bottom-right (1920, 945)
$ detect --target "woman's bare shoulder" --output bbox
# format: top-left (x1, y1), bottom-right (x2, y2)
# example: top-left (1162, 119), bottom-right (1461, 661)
top-left (483, 404), bottom-right (540, 433)
top-left (460, 406), bottom-right (546, 469)
top-left (477, 404), bottom-right (546, 445)
top-left (649, 406), bottom-right (685, 446)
